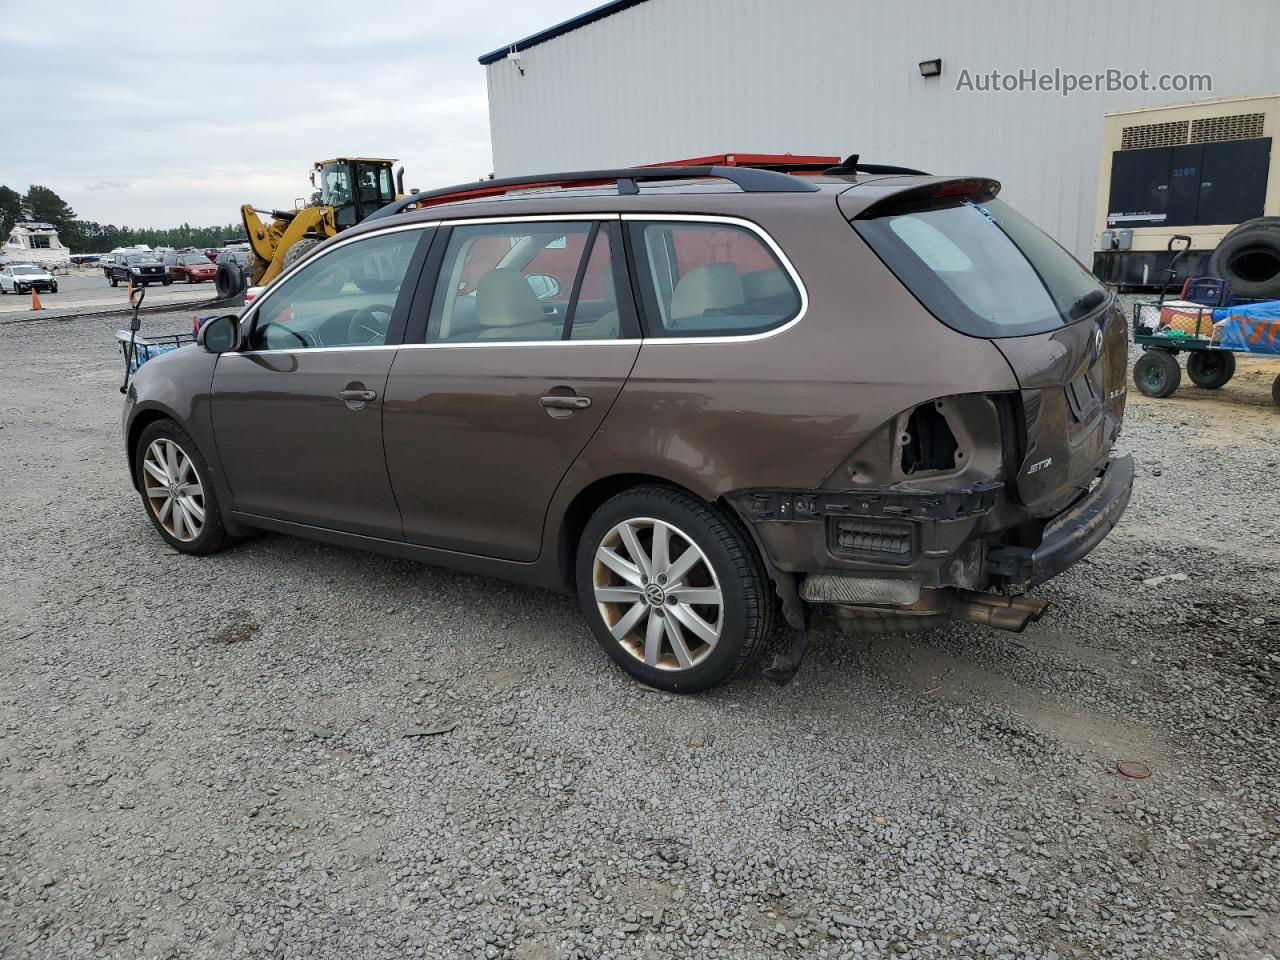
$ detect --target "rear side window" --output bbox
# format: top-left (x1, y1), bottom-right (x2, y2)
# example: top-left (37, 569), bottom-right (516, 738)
top-left (628, 221), bottom-right (801, 336)
top-left (855, 198), bottom-right (1107, 338)
top-left (426, 221), bottom-right (623, 342)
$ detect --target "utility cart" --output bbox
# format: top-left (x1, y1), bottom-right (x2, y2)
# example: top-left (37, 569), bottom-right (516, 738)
top-left (115, 287), bottom-right (201, 393)
top-left (1131, 236), bottom-right (1280, 406)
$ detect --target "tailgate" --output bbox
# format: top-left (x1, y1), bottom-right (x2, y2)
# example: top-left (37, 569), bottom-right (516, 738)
top-left (992, 300), bottom-right (1127, 515)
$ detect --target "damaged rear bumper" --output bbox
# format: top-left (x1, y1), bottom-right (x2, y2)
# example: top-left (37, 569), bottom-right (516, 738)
top-left (987, 454), bottom-right (1134, 587)
top-left (727, 453), bottom-right (1134, 602)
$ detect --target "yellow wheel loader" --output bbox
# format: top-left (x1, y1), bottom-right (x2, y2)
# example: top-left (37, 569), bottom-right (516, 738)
top-left (218, 158), bottom-right (405, 299)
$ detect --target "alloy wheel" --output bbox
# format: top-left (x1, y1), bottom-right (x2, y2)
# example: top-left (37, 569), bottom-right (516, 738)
top-left (592, 517), bottom-right (723, 671)
top-left (141, 438), bottom-right (205, 542)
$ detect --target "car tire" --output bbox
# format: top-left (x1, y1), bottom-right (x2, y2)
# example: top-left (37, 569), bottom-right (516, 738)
top-left (215, 262), bottom-right (244, 300)
top-left (1273, 373), bottom-right (1280, 408)
top-left (50, 283), bottom-right (57, 293)
top-left (162, 278), bottom-right (172, 286)
top-left (134, 420), bottom-right (233, 556)
top-left (110, 275), bottom-right (118, 287)
top-left (1210, 217), bottom-right (1280, 300)
top-left (1186, 349), bottom-right (1236, 389)
top-left (1133, 349), bottom-right (1181, 398)
top-left (575, 485), bottom-right (775, 693)
top-left (282, 237), bottom-right (323, 270)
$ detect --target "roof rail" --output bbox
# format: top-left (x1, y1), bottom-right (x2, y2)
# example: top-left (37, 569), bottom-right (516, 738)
top-left (365, 164), bottom-right (820, 221)
top-left (824, 154), bottom-right (930, 176)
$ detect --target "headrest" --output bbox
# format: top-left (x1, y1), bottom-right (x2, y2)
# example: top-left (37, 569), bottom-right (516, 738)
top-left (740, 268), bottom-right (790, 301)
top-left (476, 268), bottom-right (545, 327)
top-left (670, 263), bottom-right (745, 321)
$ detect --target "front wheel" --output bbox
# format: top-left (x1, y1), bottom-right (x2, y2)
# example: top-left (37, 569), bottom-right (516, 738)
top-left (49, 284), bottom-right (57, 294)
top-left (162, 278), bottom-right (172, 286)
top-left (134, 421), bottom-right (233, 555)
top-left (1186, 349), bottom-right (1235, 389)
top-left (1272, 374), bottom-right (1280, 408)
top-left (1134, 350), bottom-right (1181, 398)
top-left (110, 275), bottom-right (118, 287)
top-left (575, 486), bottom-right (775, 693)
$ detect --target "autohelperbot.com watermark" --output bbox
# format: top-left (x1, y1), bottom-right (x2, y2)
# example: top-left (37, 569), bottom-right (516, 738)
top-left (955, 67), bottom-right (1212, 97)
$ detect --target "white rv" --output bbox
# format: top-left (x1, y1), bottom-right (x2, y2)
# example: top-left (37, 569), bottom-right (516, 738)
top-left (3, 221), bottom-right (73, 269)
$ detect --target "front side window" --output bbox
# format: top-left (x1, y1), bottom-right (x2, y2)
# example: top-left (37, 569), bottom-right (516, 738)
top-left (426, 221), bottom-right (620, 342)
top-left (248, 229), bottom-right (423, 351)
top-left (854, 197), bottom-right (1107, 338)
top-left (628, 221), bottom-right (801, 336)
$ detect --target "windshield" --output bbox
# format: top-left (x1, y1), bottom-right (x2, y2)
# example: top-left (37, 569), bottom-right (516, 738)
top-left (855, 197), bottom-right (1106, 338)
top-left (127, 255), bottom-right (159, 264)
top-left (180, 254), bottom-right (209, 264)
top-left (11, 266), bottom-right (39, 275)
top-left (319, 164), bottom-right (352, 207)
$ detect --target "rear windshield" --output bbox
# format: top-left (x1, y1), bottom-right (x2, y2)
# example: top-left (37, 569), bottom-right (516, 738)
top-left (854, 197), bottom-right (1107, 338)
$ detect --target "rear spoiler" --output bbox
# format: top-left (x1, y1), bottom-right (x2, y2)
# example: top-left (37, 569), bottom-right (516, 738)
top-left (851, 177), bottom-right (1002, 220)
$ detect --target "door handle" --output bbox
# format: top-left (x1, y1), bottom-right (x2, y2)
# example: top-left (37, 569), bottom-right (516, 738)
top-left (338, 388), bottom-right (377, 402)
top-left (539, 395), bottom-right (591, 410)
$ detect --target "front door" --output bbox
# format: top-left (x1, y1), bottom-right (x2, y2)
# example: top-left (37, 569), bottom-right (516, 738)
top-left (211, 226), bottom-right (430, 539)
top-left (383, 219), bottom-right (639, 561)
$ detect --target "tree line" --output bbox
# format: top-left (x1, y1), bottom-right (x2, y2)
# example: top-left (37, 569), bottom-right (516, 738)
top-left (0, 183), bottom-right (240, 254)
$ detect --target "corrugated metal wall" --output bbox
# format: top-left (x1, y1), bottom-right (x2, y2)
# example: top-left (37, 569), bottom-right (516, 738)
top-left (484, 0), bottom-right (1280, 259)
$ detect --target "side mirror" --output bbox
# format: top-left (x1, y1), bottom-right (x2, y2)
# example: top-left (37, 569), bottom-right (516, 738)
top-left (198, 314), bottom-right (240, 354)
top-left (526, 273), bottom-right (562, 300)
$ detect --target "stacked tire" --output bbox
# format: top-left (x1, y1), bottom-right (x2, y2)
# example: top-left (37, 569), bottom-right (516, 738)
top-left (1211, 217), bottom-right (1280, 300)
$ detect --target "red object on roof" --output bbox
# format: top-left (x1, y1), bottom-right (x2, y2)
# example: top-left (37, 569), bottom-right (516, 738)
top-left (647, 153), bottom-right (840, 168)
top-left (402, 153), bottom-right (839, 213)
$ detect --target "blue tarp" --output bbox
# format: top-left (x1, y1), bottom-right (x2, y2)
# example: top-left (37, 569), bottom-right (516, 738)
top-left (1213, 300), bottom-right (1280, 355)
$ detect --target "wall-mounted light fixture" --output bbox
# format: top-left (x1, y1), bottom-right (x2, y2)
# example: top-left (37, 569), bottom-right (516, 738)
top-left (918, 58), bottom-right (942, 78)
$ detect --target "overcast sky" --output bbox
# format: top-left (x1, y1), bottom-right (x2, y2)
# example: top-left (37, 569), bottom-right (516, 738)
top-left (1, 0), bottom-right (590, 228)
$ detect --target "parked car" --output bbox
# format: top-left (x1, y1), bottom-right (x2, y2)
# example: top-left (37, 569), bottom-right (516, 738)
top-left (105, 253), bottom-right (170, 287)
top-left (0, 263), bottom-right (58, 294)
top-left (122, 163), bottom-right (1132, 693)
top-left (164, 252), bottom-right (217, 284)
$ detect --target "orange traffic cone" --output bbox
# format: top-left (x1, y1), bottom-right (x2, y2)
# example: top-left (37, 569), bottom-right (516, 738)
top-left (30, 288), bottom-right (42, 311)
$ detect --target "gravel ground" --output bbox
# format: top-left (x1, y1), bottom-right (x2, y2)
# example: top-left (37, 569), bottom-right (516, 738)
top-left (1, 309), bottom-right (1278, 960)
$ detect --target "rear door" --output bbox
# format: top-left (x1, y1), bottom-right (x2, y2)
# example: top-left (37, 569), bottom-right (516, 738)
top-left (383, 218), bottom-right (640, 561)
top-left (210, 225), bottom-right (431, 538)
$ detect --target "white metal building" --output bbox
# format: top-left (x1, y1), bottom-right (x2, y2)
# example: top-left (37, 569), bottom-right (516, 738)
top-left (480, 0), bottom-right (1280, 261)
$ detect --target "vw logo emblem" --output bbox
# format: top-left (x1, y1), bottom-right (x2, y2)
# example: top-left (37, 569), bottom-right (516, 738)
top-left (1092, 326), bottom-right (1104, 363)
top-left (644, 583), bottom-right (666, 607)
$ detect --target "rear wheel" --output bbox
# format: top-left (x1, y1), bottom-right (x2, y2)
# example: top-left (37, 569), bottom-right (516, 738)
top-left (110, 274), bottom-right (118, 287)
top-left (1272, 374), bottom-right (1280, 408)
top-left (1186, 349), bottom-right (1236, 389)
top-left (134, 420), bottom-right (233, 556)
top-left (575, 486), bottom-right (774, 693)
top-left (1134, 350), bottom-right (1181, 398)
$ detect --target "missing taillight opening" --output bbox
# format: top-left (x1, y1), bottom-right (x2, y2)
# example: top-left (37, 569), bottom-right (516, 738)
top-left (901, 402), bottom-right (959, 473)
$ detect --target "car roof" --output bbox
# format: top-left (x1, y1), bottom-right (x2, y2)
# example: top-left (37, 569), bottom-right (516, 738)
top-left (345, 172), bottom-right (983, 236)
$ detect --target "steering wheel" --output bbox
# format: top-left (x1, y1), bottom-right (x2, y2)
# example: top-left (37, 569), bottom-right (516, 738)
top-left (345, 304), bottom-right (394, 345)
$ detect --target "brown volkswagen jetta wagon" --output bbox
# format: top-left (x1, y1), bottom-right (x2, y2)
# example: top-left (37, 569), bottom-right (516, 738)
top-left (123, 160), bottom-right (1133, 692)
